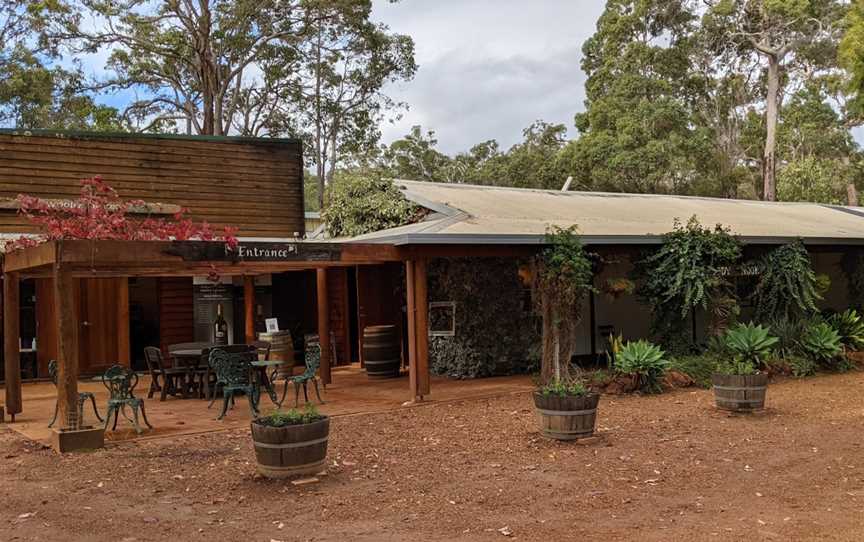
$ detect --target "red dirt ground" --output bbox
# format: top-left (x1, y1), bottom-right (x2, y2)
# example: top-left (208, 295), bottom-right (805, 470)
top-left (3, 371), bottom-right (864, 541)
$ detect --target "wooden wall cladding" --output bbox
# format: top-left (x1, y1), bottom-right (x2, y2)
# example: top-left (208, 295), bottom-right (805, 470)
top-left (326, 268), bottom-right (351, 365)
top-left (0, 132), bottom-right (305, 238)
top-left (158, 277), bottom-right (194, 355)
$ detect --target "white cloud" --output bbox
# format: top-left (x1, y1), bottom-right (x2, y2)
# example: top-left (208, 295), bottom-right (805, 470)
top-left (372, 0), bottom-right (606, 154)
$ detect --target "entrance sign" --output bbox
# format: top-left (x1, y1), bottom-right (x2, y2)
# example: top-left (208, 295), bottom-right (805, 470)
top-left (165, 241), bottom-right (340, 262)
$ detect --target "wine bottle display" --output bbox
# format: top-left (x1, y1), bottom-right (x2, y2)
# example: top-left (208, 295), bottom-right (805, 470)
top-left (213, 303), bottom-right (229, 345)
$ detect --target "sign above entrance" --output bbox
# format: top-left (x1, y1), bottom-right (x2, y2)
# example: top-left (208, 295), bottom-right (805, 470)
top-left (165, 241), bottom-right (340, 262)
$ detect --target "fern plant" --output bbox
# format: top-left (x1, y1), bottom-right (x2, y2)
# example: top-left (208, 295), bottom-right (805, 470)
top-left (615, 340), bottom-right (670, 394)
top-left (752, 241), bottom-right (820, 321)
top-left (722, 322), bottom-right (778, 370)
top-left (800, 322), bottom-right (843, 367)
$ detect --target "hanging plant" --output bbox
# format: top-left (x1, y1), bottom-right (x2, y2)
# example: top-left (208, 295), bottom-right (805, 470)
top-left (532, 225), bottom-right (595, 384)
top-left (634, 216), bottom-right (741, 344)
top-left (751, 240), bottom-right (820, 322)
top-left (602, 277), bottom-right (636, 299)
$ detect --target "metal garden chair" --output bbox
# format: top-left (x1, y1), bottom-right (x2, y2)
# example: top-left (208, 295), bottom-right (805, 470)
top-left (278, 342), bottom-right (325, 408)
top-left (208, 347), bottom-right (260, 420)
top-left (47, 359), bottom-right (103, 428)
top-left (102, 364), bottom-right (152, 434)
top-left (143, 347), bottom-right (187, 401)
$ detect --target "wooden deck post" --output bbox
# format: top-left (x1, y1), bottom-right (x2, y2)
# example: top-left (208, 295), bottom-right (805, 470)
top-left (316, 268), bottom-right (332, 385)
top-left (415, 259), bottom-right (430, 397)
top-left (244, 275), bottom-right (255, 343)
top-left (54, 265), bottom-right (80, 430)
top-left (3, 272), bottom-right (22, 420)
top-left (406, 261), bottom-right (418, 400)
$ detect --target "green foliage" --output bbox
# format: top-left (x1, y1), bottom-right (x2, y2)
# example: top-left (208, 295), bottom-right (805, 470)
top-left (534, 226), bottom-right (595, 382)
top-left (714, 358), bottom-right (758, 376)
top-left (537, 376), bottom-right (589, 398)
top-left (840, 0), bottom-right (864, 118)
top-left (828, 309), bottom-right (864, 351)
top-left (428, 258), bottom-right (539, 379)
top-left (752, 241), bottom-right (821, 321)
top-left (800, 321), bottom-right (843, 366)
top-left (615, 340), bottom-right (670, 393)
top-left (636, 216), bottom-right (741, 344)
top-left (255, 404), bottom-right (324, 427)
top-left (322, 173), bottom-right (419, 237)
top-left (776, 157), bottom-right (848, 204)
top-left (765, 316), bottom-right (807, 359)
top-left (669, 353), bottom-right (720, 388)
top-left (788, 355), bottom-right (817, 377)
top-left (721, 322), bottom-right (779, 369)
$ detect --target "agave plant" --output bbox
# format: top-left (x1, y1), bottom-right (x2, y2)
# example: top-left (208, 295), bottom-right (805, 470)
top-left (722, 322), bottom-right (779, 370)
top-left (615, 340), bottom-right (669, 393)
top-left (829, 309), bottom-right (864, 352)
top-left (800, 322), bottom-right (843, 366)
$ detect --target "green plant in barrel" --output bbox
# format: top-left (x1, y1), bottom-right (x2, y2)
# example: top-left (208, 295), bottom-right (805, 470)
top-left (717, 322), bottom-right (778, 375)
top-left (615, 340), bottom-right (670, 393)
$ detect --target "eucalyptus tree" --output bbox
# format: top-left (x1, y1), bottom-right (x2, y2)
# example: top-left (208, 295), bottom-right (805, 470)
top-left (702, 0), bottom-right (847, 201)
top-left (570, 0), bottom-right (710, 195)
top-left (58, 0), bottom-right (323, 135)
top-left (284, 1), bottom-right (416, 208)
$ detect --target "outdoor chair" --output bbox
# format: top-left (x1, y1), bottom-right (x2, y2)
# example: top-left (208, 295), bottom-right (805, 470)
top-left (278, 342), bottom-right (325, 408)
top-left (47, 360), bottom-right (103, 428)
top-left (102, 364), bottom-right (152, 434)
top-left (208, 347), bottom-right (260, 420)
top-left (143, 347), bottom-right (187, 401)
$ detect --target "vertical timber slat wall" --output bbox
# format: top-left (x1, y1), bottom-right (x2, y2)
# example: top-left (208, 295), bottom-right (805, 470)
top-left (35, 278), bottom-right (58, 378)
top-left (326, 268), bottom-right (351, 365)
top-left (158, 277), bottom-right (194, 354)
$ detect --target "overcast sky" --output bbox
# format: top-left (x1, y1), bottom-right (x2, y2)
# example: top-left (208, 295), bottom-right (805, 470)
top-left (371, 1), bottom-right (606, 155)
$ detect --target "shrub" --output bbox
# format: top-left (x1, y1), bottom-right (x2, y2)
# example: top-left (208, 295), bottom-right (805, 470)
top-left (323, 173), bottom-right (420, 237)
top-left (669, 353), bottom-right (719, 388)
top-left (788, 355), bottom-right (817, 377)
top-left (255, 404), bottom-right (324, 427)
top-left (537, 375), bottom-right (589, 397)
top-left (722, 322), bottom-right (778, 370)
top-left (765, 316), bottom-right (807, 359)
top-left (615, 340), bottom-right (670, 393)
top-left (714, 358), bottom-right (758, 376)
top-left (752, 241), bottom-right (821, 322)
top-left (800, 321), bottom-right (843, 368)
top-left (635, 216), bottom-right (741, 346)
top-left (829, 309), bottom-right (864, 352)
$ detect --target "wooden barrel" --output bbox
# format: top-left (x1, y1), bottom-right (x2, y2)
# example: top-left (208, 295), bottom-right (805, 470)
top-left (259, 331), bottom-right (294, 362)
top-left (712, 373), bottom-right (768, 411)
top-left (250, 417), bottom-right (330, 478)
top-left (362, 325), bottom-right (401, 379)
top-left (533, 392), bottom-right (600, 440)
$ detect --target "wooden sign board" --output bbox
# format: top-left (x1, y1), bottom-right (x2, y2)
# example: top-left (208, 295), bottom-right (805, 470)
top-left (164, 241), bottom-right (340, 262)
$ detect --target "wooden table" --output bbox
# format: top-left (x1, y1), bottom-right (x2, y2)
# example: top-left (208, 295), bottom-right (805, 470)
top-left (170, 348), bottom-right (213, 398)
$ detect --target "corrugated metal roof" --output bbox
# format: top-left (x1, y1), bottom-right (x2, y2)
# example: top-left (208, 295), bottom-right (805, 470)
top-left (348, 180), bottom-right (864, 246)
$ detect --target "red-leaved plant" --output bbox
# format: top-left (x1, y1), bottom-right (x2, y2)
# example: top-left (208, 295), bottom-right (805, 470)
top-left (3, 177), bottom-right (239, 253)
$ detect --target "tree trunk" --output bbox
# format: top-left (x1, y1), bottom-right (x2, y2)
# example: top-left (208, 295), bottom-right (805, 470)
top-left (763, 55), bottom-right (780, 201)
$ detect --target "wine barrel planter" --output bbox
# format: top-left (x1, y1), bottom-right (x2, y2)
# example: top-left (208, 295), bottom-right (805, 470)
top-left (712, 373), bottom-right (768, 411)
top-left (533, 392), bottom-right (600, 441)
top-left (362, 325), bottom-right (401, 379)
top-left (250, 417), bottom-right (330, 478)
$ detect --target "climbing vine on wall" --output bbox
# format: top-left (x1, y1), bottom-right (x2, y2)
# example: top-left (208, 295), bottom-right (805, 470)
top-left (428, 257), bottom-right (539, 378)
top-left (752, 240), bottom-right (821, 322)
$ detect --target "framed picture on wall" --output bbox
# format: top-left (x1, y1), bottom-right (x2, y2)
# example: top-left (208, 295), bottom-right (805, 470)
top-left (429, 301), bottom-right (456, 337)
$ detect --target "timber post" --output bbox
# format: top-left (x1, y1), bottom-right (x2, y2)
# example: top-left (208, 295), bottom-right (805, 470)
top-left (316, 268), bottom-right (331, 385)
top-left (405, 259), bottom-right (430, 402)
top-left (3, 272), bottom-right (21, 420)
top-left (244, 275), bottom-right (255, 343)
top-left (117, 277), bottom-right (130, 366)
top-left (54, 263), bottom-right (80, 430)
top-left (406, 261), bottom-right (418, 399)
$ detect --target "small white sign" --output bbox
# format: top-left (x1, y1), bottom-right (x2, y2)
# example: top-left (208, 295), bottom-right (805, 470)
top-left (265, 318), bottom-right (280, 333)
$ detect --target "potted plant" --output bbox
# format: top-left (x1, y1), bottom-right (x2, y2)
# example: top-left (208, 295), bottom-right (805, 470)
top-left (531, 226), bottom-right (598, 440)
top-left (251, 404), bottom-right (329, 478)
top-left (712, 322), bottom-right (777, 411)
